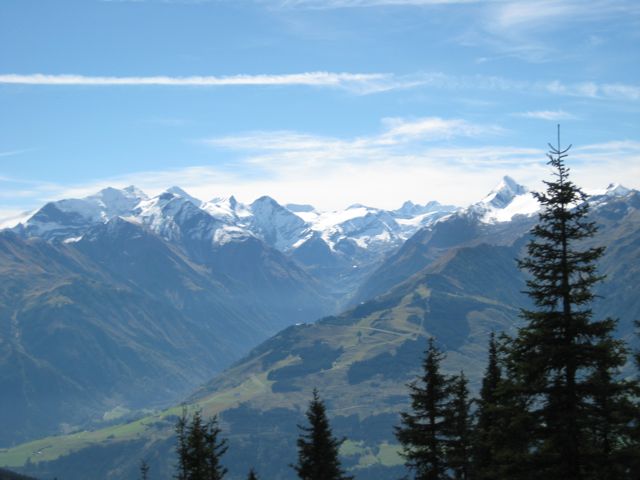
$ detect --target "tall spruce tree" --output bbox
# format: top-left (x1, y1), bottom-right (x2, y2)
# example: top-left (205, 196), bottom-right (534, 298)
top-left (246, 468), bottom-right (259, 480)
top-left (445, 372), bottom-right (472, 480)
top-left (176, 408), bottom-right (189, 480)
top-left (140, 460), bottom-right (150, 480)
top-left (473, 334), bottom-right (533, 480)
top-left (472, 333), bottom-right (501, 479)
top-left (292, 388), bottom-right (353, 480)
top-left (509, 127), bottom-right (638, 479)
top-left (395, 338), bottom-right (452, 480)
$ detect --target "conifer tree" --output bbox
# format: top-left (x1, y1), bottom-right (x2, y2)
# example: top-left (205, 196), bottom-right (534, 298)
top-left (175, 409), bottom-right (189, 480)
top-left (292, 388), bottom-right (353, 480)
top-left (473, 334), bottom-right (533, 480)
top-left (445, 372), bottom-right (472, 480)
top-left (472, 333), bottom-right (501, 479)
top-left (202, 415), bottom-right (228, 480)
top-left (395, 338), bottom-right (451, 480)
top-left (174, 409), bottom-right (228, 480)
top-left (246, 468), bottom-right (259, 480)
top-left (140, 459), bottom-right (150, 480)
top-left (509, 127), bottom-right (638, 479)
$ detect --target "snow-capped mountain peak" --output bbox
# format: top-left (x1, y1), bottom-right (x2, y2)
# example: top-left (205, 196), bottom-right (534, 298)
top-left (395, 200), bottom-right (421, 217)
top-left (472, 176), bottom-right (538, 224)
top-left (248, 196), bottom-right (310, 251)
top-left (203, 195), bottom-right (251, 222)
top-left (482, 176), bottom-right (529, 209)
top-left (393, 200), bottom-right (454, 219)
top-left (166, 186), bottom-right (202, 207)
top-left (14, 186), bottom-right (148, 240)
top-left (604, 183), bottom-right (631, 197)
top-left (86, 186), bottom-right (148, 217)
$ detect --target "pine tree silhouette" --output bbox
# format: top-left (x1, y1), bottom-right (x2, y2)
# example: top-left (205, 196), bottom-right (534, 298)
top-left (508, 126), bottom-right (639, 479)
top-left (292, 388), bottom-right (353, 480)
top-left (395, 338), bottom-right (452, 480)
top-left (174, 409), bottom-right (228, 480)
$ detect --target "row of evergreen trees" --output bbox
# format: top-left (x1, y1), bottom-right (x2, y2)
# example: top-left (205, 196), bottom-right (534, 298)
top-left (143, 132), bottom-right (639, 479)
top-left (395, 132), bottom-right (640, 480)
top-left (159, 388), bottom-right (351, 480)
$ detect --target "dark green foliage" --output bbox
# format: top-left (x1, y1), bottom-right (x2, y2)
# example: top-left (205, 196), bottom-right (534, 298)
top-left (0, 468), bottom-right (37, 480)
top-left (472, 334), bottom-right (534, 480)
top-left (583, 355), bottom-right (640, 479)
top-left (246, 468), bottom-right (259, 480)
top-left (175, 409), bottom-right (228, 480)
top-left (267, 342), bottom-right (344, 392)
top-left (175, 410), bottom-right (189, 480)
top-left (445, 373), bottom-right (472, 480)
top-left (139, 459), bottom-right (150, 480)
top-left (508, 131), bottom-right (640, 479)
top-left (292, 389), bottom-right (353, 480)
top-left (395, 338), bottom-right (451, 480)
top-left (472, 333), bottom-right (501, 479)
top-left (346, 339), bottom-right (424, 385)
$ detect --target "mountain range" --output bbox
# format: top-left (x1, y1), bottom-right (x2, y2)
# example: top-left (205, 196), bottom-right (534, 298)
top-left (0, 182), bottom-right (458, 446)
top-left (1, 177), bottom-right (638, 479)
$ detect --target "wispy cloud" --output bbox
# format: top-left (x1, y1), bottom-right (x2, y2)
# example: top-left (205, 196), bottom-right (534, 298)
top-left (462, 0), bottom-right (640, 62)
top-left (0, 72), bottom-right (411, 95)
top-left (514, 110), bottom-right (577, 121)
top-left (544, 81), bottom-right (640, 101)
top-left (205, 117), bottom-right (503, 156)
top-left (0, 149), bottom-right (33, 158)
top-left (3, 71), bottom-right (637, 101)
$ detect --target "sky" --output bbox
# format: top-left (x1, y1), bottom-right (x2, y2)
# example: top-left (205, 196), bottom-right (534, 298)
top-left (1, 0), bottom-right (639, 218)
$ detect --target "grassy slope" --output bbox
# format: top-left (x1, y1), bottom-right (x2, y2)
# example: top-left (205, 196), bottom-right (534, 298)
top-left (0, 242), bottom-right (522, 477)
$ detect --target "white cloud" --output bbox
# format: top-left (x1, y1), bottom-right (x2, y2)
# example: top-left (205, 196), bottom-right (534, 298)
top-left (493, 1), bottom-right (581, 30)
top-left (2, 71), bottom-right (638, 101)
top-left (543, 80), bottom-right (640, 101)
top-left (466, 0), bottom-right (640, 62)
top-left (514, 110), bottom-right (577, 121)
top-left (1, 136), bottom-right (638, 218)
top-left (192, 118), bottom-right (640, 209)
top-left (204, 117), bottom-right (503, 160)
top-left (381, 117), bottom-right (503, 142)
top-left (0, 72), bottom-right (409, 95)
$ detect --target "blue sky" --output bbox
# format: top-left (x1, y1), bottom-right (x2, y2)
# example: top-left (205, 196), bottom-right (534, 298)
top-left (1, 0), bottom-right (639, 217)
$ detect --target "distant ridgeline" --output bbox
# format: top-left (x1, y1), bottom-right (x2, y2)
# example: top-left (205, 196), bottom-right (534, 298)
top-left (1, 178), bottom-right (639, 479)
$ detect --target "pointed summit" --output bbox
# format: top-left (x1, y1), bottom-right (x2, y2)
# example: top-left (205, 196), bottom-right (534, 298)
top-left (470, 176), bottom-right (538, 223)
top-left (249, 196), bottom-right (309, 251)
top-left (122, 185), bottom-right (148, 200)
top-left (605, 183), bottom-right (631, 197)
top-left (166, 186), bottom-right (202, 207)
top-left (394, 201), bottom-right (421, 218)
top-left (89, 186), bottom-right (147, 215)
top-left (482, 176), bottom-right (529, 209)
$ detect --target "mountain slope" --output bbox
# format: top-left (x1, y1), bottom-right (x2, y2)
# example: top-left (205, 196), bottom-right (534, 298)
top-left (6, 187), bottom-right (639, 480)
top-left (0, 238), bottom-right (526, 479)
top-left (0, 214), bottom-right (332, 446)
